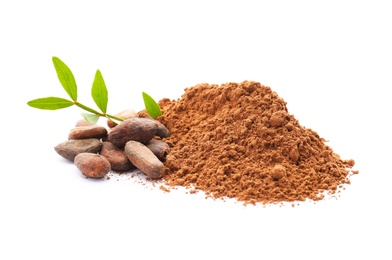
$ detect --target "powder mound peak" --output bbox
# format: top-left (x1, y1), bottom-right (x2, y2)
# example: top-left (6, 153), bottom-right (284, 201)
top-left (157, 81), bottom-right (356, 205)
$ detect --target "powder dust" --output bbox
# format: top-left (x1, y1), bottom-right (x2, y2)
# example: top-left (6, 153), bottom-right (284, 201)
top-left (156, 81), bottom-right (357, 205)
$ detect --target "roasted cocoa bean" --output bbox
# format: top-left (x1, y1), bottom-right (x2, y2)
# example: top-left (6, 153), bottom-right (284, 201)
top-left (68, 125), bottom-right (108, 140)
top-left (107, 109), bottom-right (138, 128)
top-left (154, 120), bottom-right (171, 138)
top-left (146, 139), bottom-right (170, 161)
top-left (124, 140), bottom-right (165, 179)
top-left (75, 119), bottom-right (93, 127)
top-left (74, 153), bottom-right (111, 178)
top-left (136, 112), bottom-right (170, 138)
top-left (107, 118), bottom-right (158, 148)
top-left (100, 141), bottom-right (134, 171)
top-left (54, 138), bottom-right (102, 161)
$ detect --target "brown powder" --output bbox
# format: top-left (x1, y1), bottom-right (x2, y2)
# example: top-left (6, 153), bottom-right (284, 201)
top-left (156, 81), bottom-right (357, 205)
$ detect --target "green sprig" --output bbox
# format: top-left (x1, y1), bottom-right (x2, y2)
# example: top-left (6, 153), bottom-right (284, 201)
top-left (27, 57), bottom-right (161, 123)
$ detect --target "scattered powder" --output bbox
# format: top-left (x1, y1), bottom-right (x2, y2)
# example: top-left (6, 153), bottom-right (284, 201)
top-left (159, 185), bottom-right (171, 193)
top-left (156, 81), bottom-right (357, 205)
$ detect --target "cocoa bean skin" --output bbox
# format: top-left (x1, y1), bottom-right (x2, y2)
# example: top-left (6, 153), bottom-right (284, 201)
top-left (124, 141), bottom-right (165, 179)
top-left (140, 117), bottom-right (171, 138)
top-left (75, 119), bottom-right (92, 127)
top-left (100, 141), bottom-right (134, 171)
top-left (74, 153), bottom-right (111, 178)
top-left (146, 139), bottom-right (170, 161)
top-left (136, 113), bottom-right (170, 138)
top-left (54, 138), bottom-right (102, 161)
top-left (68, 125), bottom-right (108, 140)
top-left (107, 118), bottom-right (158, 148)
top-left (155, 120), bottom-right (171, 138)
top-left (107, 109), bottom-right (138, 128)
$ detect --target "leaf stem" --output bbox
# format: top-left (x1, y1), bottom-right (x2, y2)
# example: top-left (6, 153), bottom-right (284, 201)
top-left (74, 102), bottom-right (124, 122)
top-left (75, 101), bottom-right (101, 115)
top-left (106, 114), bottom-right (125, 122)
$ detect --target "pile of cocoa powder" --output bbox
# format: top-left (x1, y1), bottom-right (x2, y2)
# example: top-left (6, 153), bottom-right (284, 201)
top-left (157, 81), bottom-right (357, 205)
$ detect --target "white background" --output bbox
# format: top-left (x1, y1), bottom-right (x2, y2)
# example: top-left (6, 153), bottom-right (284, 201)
top-left (1, 1), bottom-right (391, 259)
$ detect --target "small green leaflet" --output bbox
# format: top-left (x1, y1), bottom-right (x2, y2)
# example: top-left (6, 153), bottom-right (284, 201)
top-left (52, 57), bottom-right (78, 101)
top-left (27, 97), bottom-right (74, 110)
top-left (142, 92), bottom-right (162, 119)
top-left (91, 70), bottom-right (108, 114)
top-left (81, 113), bottom-right (100, 124)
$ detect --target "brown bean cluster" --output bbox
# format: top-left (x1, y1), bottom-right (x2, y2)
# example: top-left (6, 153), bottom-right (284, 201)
top-left (54, 110), bottom-right (170, 179)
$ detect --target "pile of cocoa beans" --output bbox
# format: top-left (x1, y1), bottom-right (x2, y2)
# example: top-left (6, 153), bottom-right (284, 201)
top-left (54, 110), bottom-right (170, 179)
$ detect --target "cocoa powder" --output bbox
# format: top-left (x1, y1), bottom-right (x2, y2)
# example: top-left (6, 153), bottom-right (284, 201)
top-left (157, 81), bottom-right (357, 205)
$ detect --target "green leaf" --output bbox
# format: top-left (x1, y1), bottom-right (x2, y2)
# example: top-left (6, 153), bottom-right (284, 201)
top-left (52, 57), bottom-right (78, 101)
top-left (81, 113), bottom-right (100, 124)
top-left (91, 70), bottom-right (108, 113)
top-left (27, 97), bottom-right (74, 110)
top-left (142, 92), bottom-right (162, 119)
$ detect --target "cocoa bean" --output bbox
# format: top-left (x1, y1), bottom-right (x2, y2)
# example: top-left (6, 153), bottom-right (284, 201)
top-left (155, 120), bottom-right (171, 138)
top-left (124, 140), bottom-right (165, 179)
top-left (107, 109), bottom-right (138, 128)
top-left (74, 153), bottom-right (111, 178)
top-left (75, 119), bottom-right (93, 127)
top-left (146, 139), bottom-right (170, 161)
top-left (100, 141), bottom-right (134, 171)
top-left (107, 118), bottom-right (158, 148)
top-left (136, 112), bottom-right (170, 138)
top-left (54, 138), bottom-right (102, 161)
top-left (68, 125), bottom-right (108, 140)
